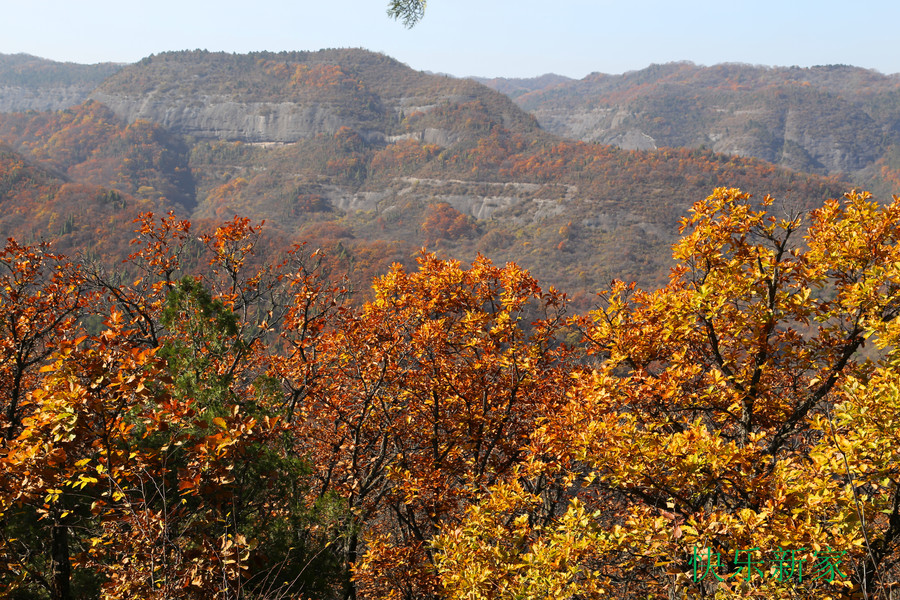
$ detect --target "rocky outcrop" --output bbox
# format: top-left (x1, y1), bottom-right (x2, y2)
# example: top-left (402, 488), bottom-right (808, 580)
top-left (89, 91), bottom-right (353, 142)
top-left (604, 129), bottom-right (657, 151)
top-left (82, 50), bottom-right (541, 146)
top-left (494, 62), bottom-right (900, 182)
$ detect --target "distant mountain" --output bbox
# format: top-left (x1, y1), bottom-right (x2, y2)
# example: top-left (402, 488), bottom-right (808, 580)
top-left (89, 49), bottom-right (539, 144)
top-left (478, 62), bottom-right (900, 196)
top-left (0, 53), bottom-right (124, 112)
top-left (0, 50), bottom-right (853, 299)
top-left (469, 74), bottom-right (573, 99)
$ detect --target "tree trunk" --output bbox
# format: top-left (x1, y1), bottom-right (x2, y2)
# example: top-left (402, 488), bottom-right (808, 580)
top-left (343, 531), bottom-right (358, 600)
top-left (49, 521), bottom-right (72, 600)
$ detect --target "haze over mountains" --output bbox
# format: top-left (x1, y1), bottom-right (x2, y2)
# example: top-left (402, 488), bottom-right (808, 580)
top-left (0, 49), bottom-right (887, 299)
top-left (477, 62), bottom-right (900, 196)
top-left (0, 53), bottom-right (124, 112)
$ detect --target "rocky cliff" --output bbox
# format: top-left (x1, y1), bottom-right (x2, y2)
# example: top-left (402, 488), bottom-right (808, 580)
top-left (485, 62), bottom-right (900, 188)
top-left (87, 49), bottom-right (537, 145)
top-left (88, 91), bottom-right (356, 142)
top-left (0, 50), bottom-right (854, 297)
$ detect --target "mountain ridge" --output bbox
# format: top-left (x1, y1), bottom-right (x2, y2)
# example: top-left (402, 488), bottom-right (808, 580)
top-left (0, 49), bottom-right (865, 299)
top-left (87, 49), bottom-right (539, 144)
top-left (0, 53), bottom-right (124, 112)
top-left (477, 61), bottom-right (900, 195)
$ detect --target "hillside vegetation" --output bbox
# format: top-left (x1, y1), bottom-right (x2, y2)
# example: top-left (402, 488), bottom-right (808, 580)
top-left (0, 189), bottom-right (898, 600)
top-left (1, 48), bottom-right (899, 600)
top-left (0, 50), bottom-right (852, 299)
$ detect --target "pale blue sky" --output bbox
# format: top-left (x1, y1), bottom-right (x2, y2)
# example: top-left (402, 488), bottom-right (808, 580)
top-left (3, 1), bottom-right (898, 78)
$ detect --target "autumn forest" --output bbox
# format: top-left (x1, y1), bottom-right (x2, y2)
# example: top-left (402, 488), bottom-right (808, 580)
top-left (1, 48), bottom-right (900, 600)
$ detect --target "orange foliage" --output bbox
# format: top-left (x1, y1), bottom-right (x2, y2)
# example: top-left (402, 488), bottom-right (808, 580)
top-left (370, 138), bottom-right (441, 174)
top-left (0, 190), bottom-right (899, 599)
top-left (275, 253), bottom-right (574, 599)
top-left (422, 202), bottom-right (474, 243)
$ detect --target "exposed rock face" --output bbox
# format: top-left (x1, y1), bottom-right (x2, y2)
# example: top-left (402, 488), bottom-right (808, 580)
top-left (88, 89), bottom-right (475, 146)
top-left (529, 99), bottom-right (886, 175)
top-left (0, 85), bottom-right (98, 112)
top-left (89, 91), bottom-right (351, 142)
top-left (491, 62), bottom-right (900, 181)
top-left (606, 129), bottom-right (657, 151)
top-left (83, 50), bottom-right (539, 147)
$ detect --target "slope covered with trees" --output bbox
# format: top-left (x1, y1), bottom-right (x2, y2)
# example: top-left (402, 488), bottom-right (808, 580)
top-left (0, 45), bottom-right (899, 600)
top-left (0, 50), bottom-right (853, 298)
top-left (0, 143), bottom-right (175, 258)
top-left (0, 188), bottom-right (898, 600)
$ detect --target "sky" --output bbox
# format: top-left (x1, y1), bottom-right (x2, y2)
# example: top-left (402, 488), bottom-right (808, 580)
top-left (3, 1), bottom-right (900, 79)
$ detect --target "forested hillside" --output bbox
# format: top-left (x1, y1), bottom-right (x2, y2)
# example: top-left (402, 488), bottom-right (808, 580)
top-left (0, 47), bottom-right (899, 600)
top-left (470, 73), bottom-right (574, 99)
top-left (0, 50), bottom-right (850, 298)
top-left (0, 189), bottom-right (899, 600)
top-left (0, 143), bottom-right (177, 255)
